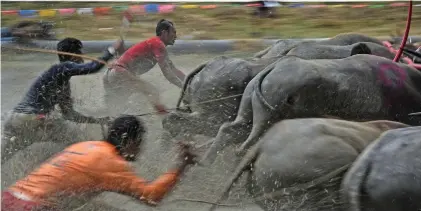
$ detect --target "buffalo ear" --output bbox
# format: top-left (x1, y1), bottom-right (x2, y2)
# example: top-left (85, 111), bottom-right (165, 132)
top-left (350, 43), bottom-right (372, 56)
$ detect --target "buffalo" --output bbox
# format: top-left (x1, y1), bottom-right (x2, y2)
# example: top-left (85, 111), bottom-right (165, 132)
top-left (342, 126), bottom-right (421, 211)
top-left (209, 118), bottom-right (409, 211)
top-left (162, 41), bottom-right (396, 140)
top-left (200, 54), bottom-right (421, 165)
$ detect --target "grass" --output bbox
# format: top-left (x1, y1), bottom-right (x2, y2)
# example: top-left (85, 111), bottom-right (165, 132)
top-left (1, 2), bottom-right (421, 41)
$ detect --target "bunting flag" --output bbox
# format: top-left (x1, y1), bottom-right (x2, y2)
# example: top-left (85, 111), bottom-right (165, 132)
top-left (246, 3), bottom-right (262, 7)
top-left (2, 10), bottom-right (18, 15)
top-left (159, 5), bottom-right (176, 13)
top-left (76, 8), bottom-right (93, 15)
top-left (352, 4), bottom-right (368, 8)
top-left (200, 5), bottom-right (217, 9)
top-left (144, 4), bottom-right (159, 13)
top-left (328, 4), bottom-right (345, 8)
top-left (39, 9), bottom-right (57, 17)
top-left (113, 6), bottom-right (129, 12)
top-left (58, 8), bottom-right (76, 16)
top-left (18, 10), bottom-right (37, 17)
top-left (390, 3), bottom-right (409, 7)
top-left (93, 7), bottom-right (112, 16)
top-left (181, 5), bottom-right (199, 9)
top-left (2, 3), bottom-right (419, 18)
top-left (128, 5), bottom-right (144, 15)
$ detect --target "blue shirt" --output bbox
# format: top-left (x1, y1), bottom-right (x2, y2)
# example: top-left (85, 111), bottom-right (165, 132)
top-left (14, 50), bottom-right (113, 115)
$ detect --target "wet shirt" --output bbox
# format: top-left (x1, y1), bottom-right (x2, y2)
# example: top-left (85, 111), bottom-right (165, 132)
top-left (13, 50), bottom-right (113, 115)
top-left (9, 141), bottom-right (180, 206)
top-left (114, 36), bottom-right (166, 74)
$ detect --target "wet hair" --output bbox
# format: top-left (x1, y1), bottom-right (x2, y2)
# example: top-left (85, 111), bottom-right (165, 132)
top-left (107, 115), bottom-right (146, 152)
top-left (156, 19), bottom-right (174, 36)
top-left (57, 37), bottom-right (83, 62)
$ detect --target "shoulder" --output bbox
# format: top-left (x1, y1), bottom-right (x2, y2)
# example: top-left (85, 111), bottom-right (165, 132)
top-left (63, 141), bottom-right (116, 161)
top-left (47, 61), bottom-right (79, 74)
top-left (149, 36), bottom-right (165, 49)
top-left (69, 141), bottom-right (129, 171)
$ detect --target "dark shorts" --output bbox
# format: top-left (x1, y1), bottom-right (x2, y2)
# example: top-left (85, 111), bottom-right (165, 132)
top-left (1, 191), bottom-right (54, 211)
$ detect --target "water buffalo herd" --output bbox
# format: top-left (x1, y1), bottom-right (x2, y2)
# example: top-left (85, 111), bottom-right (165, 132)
top-left (162, 33), bottom-right (421, 211)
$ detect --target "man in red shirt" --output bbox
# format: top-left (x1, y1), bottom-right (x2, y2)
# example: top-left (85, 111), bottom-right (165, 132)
top-left (103, 19), bottom-right (186, 114)
top-left (1, 115), bottom-right (196, 211)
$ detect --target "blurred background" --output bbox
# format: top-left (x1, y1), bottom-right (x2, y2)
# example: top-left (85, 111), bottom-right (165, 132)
top-left (1, 2), bottom-right (421, 211)
top-left (2, 1), bottom-right (421, 42)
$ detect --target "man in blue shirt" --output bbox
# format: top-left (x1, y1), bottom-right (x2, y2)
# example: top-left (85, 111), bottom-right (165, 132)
top-left (1, 37), bottom-right (124, 163)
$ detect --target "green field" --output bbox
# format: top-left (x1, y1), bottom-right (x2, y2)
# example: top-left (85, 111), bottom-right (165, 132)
top-left (2, 2), bottom-right (421, 40)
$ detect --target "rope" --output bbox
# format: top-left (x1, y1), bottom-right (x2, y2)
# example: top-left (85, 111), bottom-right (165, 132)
top-left (165, 164), bottom-right (350, 209)
top-left (133, 94), bottom-right (243, 117)
top-left (164, 198), bottom-right (239, 207)
top-left (1, 45), bottom-right (111, 67)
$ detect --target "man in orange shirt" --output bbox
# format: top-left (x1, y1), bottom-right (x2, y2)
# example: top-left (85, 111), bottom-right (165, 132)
top-left (1, 115), bottom-right (196, 211)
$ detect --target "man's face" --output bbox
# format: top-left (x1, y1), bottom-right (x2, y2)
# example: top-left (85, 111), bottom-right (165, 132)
top-left (162, 26), bottom-right (177, 46)
top-left (70, 48), bottom-right (84, 63)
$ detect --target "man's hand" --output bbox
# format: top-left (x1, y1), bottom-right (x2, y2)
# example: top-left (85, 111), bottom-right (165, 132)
top-left (176, 142), bottom-right (197, 167)
top-left (112, 39), bottom-right (125, 56)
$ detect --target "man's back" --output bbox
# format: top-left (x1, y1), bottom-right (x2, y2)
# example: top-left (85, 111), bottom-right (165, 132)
top-left (14, 63), bottom-right (72, 114)
top-left (9, 140), bottom-right (182, 207)
top-left (9, 141), bottom-right (122, 205)
top-left (115, 36), bottom-right (166, 74)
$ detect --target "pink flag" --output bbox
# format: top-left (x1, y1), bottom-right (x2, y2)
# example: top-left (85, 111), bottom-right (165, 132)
top-left (200, 5), bottom-right (217, 9)
top-left (390, 3), bottom-right (408, 7)
top-left (352, 4), bottom-right (368, 8)
top-left (128, 5), bottom-right (144, 15)
top-left (158, 5), bottom-right (175, 13)
top-left (58, 8), bottom-right (76, 16)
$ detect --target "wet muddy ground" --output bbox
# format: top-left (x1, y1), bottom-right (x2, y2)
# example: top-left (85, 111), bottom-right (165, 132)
top-left (1, 51), bottom-right (263, 211)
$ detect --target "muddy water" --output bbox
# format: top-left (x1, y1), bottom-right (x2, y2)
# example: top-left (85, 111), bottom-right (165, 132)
top-left (1, 52), bottom-right (262, 211)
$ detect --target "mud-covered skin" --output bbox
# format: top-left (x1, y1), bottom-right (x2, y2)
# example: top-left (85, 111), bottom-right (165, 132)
top-left (342, 126), bottom-right (421, 211)
top-left (163, 42), bottom-right (376, 139)
top-left (201, 54), bottom-right (421, 165)
top-left (287, 42), bottom-right (396, 61)
top-left (254, 33), bottom-right (384, 58)
top-left (210, 119), bottom-right (409, 211)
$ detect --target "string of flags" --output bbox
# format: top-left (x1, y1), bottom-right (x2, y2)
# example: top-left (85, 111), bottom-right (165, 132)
top-left (2, 2), bottom-right (421, 18)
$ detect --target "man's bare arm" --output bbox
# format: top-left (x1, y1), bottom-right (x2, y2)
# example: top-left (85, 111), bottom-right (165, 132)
top-left (158, 55), bottom-right (185, 88)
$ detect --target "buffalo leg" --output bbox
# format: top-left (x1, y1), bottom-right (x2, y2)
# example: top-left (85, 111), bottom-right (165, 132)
top-left (236, 92), bottom-right (275, 156)
top-left (200, 83), bottom-right (255, 166)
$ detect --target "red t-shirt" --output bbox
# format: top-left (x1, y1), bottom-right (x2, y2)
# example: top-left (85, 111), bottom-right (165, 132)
top-left (115, 36), bottom-right (166, 74)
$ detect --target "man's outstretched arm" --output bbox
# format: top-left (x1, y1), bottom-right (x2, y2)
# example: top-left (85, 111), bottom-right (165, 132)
top-left (97, 157), bottom-right (189, 205)
top-left (158, 57), bottom-right (185, 88)
top-left (154, 46), bottom-right (185, 88)
top-left (65, 40), bottom-right (124, 77)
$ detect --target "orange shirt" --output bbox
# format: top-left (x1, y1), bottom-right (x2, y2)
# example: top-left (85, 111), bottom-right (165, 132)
top-left (9, 141), bottom-right (180, 206)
